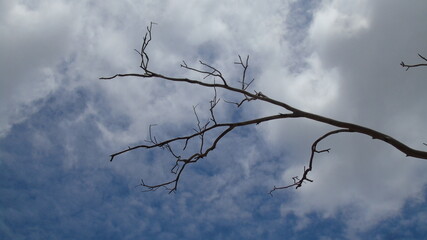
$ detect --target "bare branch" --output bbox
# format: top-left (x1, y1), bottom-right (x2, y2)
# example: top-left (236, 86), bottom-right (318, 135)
top-left (181, 60), bottom-right (228, 86)
top-left (269, 129), bottom-right (353, 195)
top-left (400, 53), bottom-right (427, 71)
top-left (234, 55), bottom-right (254, 90)
top-left (108, 113), bottom-right (297, 191)
top-left (109, 114), bottom-right (298, 162)
top-left (209, 85), bottom-right (220, 124)
top-left (101, 24), bottom-right (427, 193)
top-left (137, 22), bottom-right (157, 72)
top-left (418, 53), bottom-right (427, 62)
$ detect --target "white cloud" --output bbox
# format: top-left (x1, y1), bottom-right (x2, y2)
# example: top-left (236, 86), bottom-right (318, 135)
top-left (251, 0), bottom-right (427, 237)
top-left (84, 1), bottom-right (427, 236)
top-left (0, 0), bottom-right (76, 136)
top-left (2, 0), bottom-right (427, 239)
top-left (310, 0), bottom-right (370, 41)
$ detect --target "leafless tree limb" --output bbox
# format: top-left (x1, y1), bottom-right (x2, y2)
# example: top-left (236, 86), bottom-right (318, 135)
top-left (400, 53), bottom-right (427, 70)
top-left (101, 24), bottom-right (427, 193)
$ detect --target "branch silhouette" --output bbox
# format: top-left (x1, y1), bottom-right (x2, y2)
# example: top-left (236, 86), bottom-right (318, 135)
top-left (400, 53), bottom-right (427, 70)
top-left (101, 23), bottom-right (427, 193)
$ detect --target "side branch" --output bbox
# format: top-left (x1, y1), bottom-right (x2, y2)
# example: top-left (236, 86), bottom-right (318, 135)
top-left (109, 113), bottom-right (298, 162)
top-left (109, 113), bottom-right (297, 192)
top-left (270, 129), bottom-right (353, 195)
top-left (181, 61), bottom-right (228, 86)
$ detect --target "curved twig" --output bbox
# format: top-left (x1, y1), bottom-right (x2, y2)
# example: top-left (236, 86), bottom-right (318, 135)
top-left (269, 129), bottom-right (353, 195)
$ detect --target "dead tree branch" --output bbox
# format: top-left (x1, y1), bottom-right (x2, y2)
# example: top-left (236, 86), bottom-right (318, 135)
top-left (401, 53), bottom-right (427, 70)
top-left (269, 129), bottom-right (353, 195)
top-left (101, 24), bottom-right (427, 193)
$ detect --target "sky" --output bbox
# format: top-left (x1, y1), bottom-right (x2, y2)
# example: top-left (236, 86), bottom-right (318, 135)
top-left (1, 0), bottom-right (427, 239)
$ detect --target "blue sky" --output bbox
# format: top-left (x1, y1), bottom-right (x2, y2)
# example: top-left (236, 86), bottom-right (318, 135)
top-left (1, 0), bottom-right (427, 239)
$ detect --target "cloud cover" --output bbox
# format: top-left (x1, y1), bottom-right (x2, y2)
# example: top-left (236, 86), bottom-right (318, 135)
top-left (1, 0), bottom-right (427, 239)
